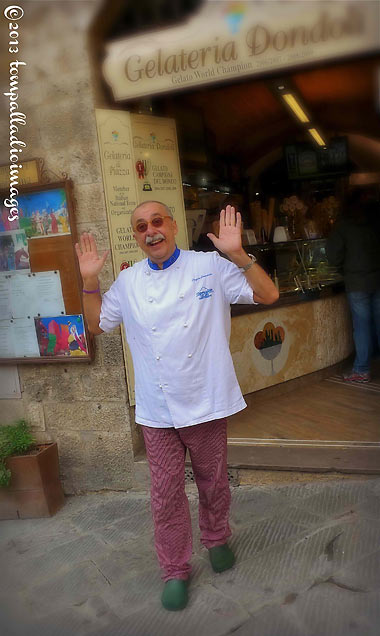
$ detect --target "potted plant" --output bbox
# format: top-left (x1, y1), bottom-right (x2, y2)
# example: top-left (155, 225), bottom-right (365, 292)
top-left (0, 420), bottom-right (65, 520)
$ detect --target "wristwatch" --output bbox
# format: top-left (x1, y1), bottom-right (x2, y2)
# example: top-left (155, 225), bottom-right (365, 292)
top-left (239, 253), bottom-right (257, 273)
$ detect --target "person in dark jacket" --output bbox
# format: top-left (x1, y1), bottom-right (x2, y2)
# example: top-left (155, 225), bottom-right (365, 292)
top-left (326, 189), bottom-right (380, 382)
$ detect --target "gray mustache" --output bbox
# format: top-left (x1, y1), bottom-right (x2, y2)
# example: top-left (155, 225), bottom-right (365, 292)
top-left (146, 233), bottom-right (165, 245)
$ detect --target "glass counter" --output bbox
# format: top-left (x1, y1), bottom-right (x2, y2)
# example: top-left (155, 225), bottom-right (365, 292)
top-left (248, 238), bottom-right (343, 296)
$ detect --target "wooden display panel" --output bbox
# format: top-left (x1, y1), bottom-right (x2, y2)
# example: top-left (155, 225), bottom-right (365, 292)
top-left (0, 180), bottom-right (93, 363)
top-left (28, 236), bottom-right (82, 315)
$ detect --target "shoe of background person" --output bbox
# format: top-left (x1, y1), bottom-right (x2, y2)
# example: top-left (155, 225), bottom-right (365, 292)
top-left (161, 579), bottom-right (189, 611)
top-left (208, 544), bottom-right (235, 573)
top-left (343, 371), bottom-right (370, 383)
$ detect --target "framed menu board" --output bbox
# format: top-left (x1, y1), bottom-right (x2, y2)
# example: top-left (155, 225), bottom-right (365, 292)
top-left (0, 180), bottom-right (93, 363)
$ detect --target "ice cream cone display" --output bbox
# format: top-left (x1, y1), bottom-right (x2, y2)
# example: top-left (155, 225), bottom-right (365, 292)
top-left (279, 195), bottom-right (308, 239)
top-left (317, 195), bottom-right (340, 235)
top-left (254, 322), bottom-right (286, 376)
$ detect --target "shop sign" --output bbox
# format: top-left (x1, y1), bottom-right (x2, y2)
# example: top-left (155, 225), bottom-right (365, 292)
top-left (95, 110), bottom-right (187, 272)
top-left (103, 0), bottom-right (380, 101)
top-left (95, 109), bottom-right (188, 403)
top-left (0, 159), bottom-right (40, 189)
top-left (95, 109), bottom-right (141, 273)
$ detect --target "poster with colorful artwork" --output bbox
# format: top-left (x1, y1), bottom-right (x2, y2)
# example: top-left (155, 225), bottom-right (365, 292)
top-left (1, 201), bottom-right (19, 232)
top-left (0, 230), bottom-right (30, 272)
top-left (34, 314), bottom-right (88, 357)
top-left (6, 188), bottom-right (71, 239)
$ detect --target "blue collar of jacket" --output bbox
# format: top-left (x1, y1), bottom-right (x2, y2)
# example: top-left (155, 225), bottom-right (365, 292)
top-left (148, 246), bottom-right (180, 270)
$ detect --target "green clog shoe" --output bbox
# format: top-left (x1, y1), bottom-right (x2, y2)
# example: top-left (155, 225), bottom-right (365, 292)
top-left (161, 579), bottom-right (189, 611)
top-left (208, 544), bottom-right (235, 573)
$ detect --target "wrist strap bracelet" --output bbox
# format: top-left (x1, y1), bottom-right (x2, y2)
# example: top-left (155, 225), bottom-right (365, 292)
top-left (83, 287), bottom-right (100, 294)
top-left (239, 253), bottom-right (257, 273)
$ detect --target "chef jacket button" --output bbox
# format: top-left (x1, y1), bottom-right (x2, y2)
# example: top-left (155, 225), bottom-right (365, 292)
top-left (183, 322), bottom-right (188, 327)
top-left (152, 327), bottom-right (156, 331)
top-left (148, 297), bottom-right (153, 303)
top-left (179, 294), bottom-right (184, 299)
top-left (156, 355), bottom-right (161, 360)
top-left (159, 384), bottom-right (163, 388)
top-left (188, 353), bottom-right (192, 358)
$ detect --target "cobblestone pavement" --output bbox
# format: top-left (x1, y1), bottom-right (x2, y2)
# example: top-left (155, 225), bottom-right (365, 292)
top-left (1, 477), bottom-right (380, 636)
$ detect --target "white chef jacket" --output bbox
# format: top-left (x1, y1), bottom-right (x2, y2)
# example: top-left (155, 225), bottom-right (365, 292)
top-left (99, 249), bottom-right (257, 428)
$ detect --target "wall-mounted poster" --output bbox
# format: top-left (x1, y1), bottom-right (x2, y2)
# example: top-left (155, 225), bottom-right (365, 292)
top-left (96, 109), bottom-right (188, 405)
top-left (0, 179), bottom-right (93, 364)
top-left (0, 230), bottom-right (30, 272)
top-left (1, 201), bottom-right (19, 232)
top-left (0, 270), bottom-right (65, 320)
top-left (34, 314), bottom-right (88, 357)
top-left (14, 187), bottom-right (71, 239)
top-left (0, 317), bottom-right (40, 358)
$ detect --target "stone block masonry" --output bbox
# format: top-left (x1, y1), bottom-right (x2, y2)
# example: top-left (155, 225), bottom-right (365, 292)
top-left (0, 1), bottom-right (134, 493)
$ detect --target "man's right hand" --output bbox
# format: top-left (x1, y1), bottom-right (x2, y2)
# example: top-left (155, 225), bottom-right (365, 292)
top-left (75, 232), bottom-right (109, 283)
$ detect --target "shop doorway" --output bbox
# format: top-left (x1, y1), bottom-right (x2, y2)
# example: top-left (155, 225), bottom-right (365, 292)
top-left (147, 55), bottom-right (380, 470)
top-left (91, 1), bottom-right (380, 471)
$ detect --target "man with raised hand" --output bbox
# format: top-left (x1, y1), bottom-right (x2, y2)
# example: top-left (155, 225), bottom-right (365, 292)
top-left (75, 201), bottom-right (278, 611)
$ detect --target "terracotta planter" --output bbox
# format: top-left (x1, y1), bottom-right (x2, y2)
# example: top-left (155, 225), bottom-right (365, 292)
top-left (0, 443), bottom-right (65, 520)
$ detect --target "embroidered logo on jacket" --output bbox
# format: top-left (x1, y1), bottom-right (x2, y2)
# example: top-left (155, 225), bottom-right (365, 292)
top-left (196, 286), bottom-right (214, 300)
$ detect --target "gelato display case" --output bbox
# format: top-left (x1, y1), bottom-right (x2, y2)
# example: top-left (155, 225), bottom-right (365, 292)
top-left (248, 238), bottom-right (343, 297)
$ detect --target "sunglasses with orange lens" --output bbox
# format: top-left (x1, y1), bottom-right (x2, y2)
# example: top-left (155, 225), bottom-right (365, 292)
top-left (134, 215), bottom-right (172, 234)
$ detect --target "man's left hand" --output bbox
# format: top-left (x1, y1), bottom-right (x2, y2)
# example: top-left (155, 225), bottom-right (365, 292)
top-left (207, 205), bottom-right (243, 257)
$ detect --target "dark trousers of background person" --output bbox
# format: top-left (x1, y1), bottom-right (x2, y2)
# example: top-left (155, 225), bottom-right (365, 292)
top-left (347, 290), bottom-right (380, 375)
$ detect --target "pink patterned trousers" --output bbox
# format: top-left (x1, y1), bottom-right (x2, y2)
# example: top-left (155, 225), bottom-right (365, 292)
top-left (142, 418), bottom-right (231, 582)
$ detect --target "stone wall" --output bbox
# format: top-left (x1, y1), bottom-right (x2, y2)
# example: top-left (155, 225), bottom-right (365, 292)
top-left (0, 1), bottom-right (135, 493)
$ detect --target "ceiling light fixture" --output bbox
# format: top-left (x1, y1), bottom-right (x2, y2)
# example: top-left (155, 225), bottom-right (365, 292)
top-left (308, 128), bottom-right (326, 146)
top-left (281, 93), bottom-right (310, 123)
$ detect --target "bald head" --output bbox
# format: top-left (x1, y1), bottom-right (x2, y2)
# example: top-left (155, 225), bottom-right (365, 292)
top-left (131, 200), bottom-right (178, 268)
top-left (131, 201), bottom-right (172, 227)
